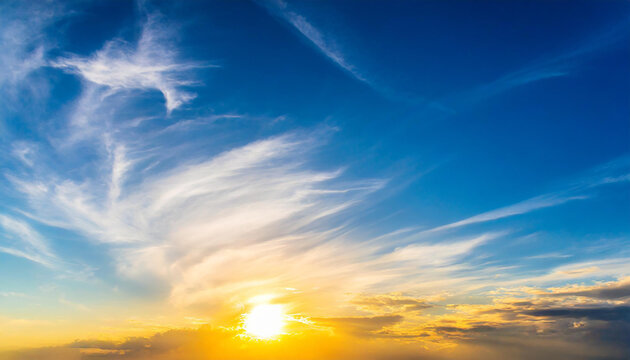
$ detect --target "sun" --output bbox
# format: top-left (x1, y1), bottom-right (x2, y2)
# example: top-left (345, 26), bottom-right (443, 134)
top-left (243, 304), bottom-right (286, 339)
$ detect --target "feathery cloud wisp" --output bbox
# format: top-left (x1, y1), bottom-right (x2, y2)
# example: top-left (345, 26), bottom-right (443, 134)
top-left (461, 19), bottom-right (630, 104)
top-left (0, 215), bottom-right (55, 267)
top-left (421, 157), bottom-right (630, 234)
top-left (53, 14), bottom-right (203, 113)
top-left (257, 0), bottom-right (368, 85)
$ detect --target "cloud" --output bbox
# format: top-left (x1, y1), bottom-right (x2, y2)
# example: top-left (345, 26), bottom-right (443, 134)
top-left (424, 193), bottom-right (585, 234)
top-left (544, 278), bottom-right (630, 300)
top-left (7, 39), bottom-right (503, 313)
top-left (7, 119), bottom-right (507, 314)
top-left (421, 156), bottom-right (629, 234)
top-left (378, 232), bottom-right (497, 265)
top-left (53, 13), bottom-right (204, 113)
top-left (0, 1), bottom-right (63, 111)
top-left (461, 19), bottom-right (630, 104)
top-left (352, 294), bottom-right (432, 313)
top-left (3, 279), bottom-right (630, 359)
top-left (314, 314), bottom-right (404, 337)
top-left (257, 0), bottom-right (368, 85)
top-left (400, 278), bottom-right (630, 358)
top-left (10, 142), bottom-right (37, 167)
top-left (9, 130), bottom-right (396, 308)
top-left (0, 214), bottom-right (55, 267)
top-left (524, 306), bottom-right (630, 322)
top-left (517, 257), bottom-right (630, 286)
top-left (0, 1), bottom-right (58, 86)
top-left (4, 298), bottom-right (630, 360)
top-left (3, 4), bottom-right (628, 358)
top-left (5, 3), bottom-right (499, 324)
top-left (0, 325), bottom-right (447, 360)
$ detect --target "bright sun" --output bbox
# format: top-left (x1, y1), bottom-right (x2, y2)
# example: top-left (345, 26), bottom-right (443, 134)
top-left (244, 304), bottom-right (285, 339)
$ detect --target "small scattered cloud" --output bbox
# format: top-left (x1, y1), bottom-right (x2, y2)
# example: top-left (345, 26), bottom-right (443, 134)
top-left (352, 293), bottom-right (432, 313)
top-left (10, 142), bottom-right (37, 167)
top-left (313, 314), bottom-right (404, 337)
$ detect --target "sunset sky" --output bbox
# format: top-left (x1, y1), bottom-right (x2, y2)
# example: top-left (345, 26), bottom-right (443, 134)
top-left (1, 1), bottom-right (629, 359)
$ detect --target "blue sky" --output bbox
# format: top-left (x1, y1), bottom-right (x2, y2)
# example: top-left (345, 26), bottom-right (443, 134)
top-left (0, 1), bottom-right (629, 358)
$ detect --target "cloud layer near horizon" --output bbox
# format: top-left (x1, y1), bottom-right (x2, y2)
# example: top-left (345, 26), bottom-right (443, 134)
top-left (3, 277), bottom-right (629, 360)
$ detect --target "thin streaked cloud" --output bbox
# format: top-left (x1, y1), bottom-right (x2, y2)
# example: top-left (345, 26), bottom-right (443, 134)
top-left (257, 0), bottom-right (368, 86)
top-left (422, 157), bottom-right (629, 235)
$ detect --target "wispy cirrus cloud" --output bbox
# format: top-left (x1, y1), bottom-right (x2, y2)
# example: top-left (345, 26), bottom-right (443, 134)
top-left (421, 156), bottom-right (630, 235)
top-left (0, 1), bottom-right (60, 87)
top-left (424, 193), bottom-right (585, 234)
top-left (8, 14), bottom-right (501, 309)
top-left (0, 0), bottom-right (65, 119)
top-left (257, 0), bottom-right (368, 85)
top-left (9, 129), bottom-right (388, 307)
top-left (9, 117), bottom-right (501, 310)
top-left (53, 13), bottom-right (206, 113)
top-left (0, 2), bottom-right (629, 358)
top-left (0, 214), bottom-right (56, 267)
top-left (460, 19), bottom-right (630, 104)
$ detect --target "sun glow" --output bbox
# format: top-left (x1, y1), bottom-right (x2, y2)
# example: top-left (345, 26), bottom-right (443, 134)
top-left (243, 304), bottom-right (286, 339)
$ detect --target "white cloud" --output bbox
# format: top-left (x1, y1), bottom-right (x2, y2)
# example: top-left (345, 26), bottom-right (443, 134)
top-left (379, 233), bottom-right (495, 266)
top-left (53, 13), bottom-right (202, 113)
top-left (0, 1), bottom-right (62, 105)
top-left (11, 142), bottom-right (37, 167)
top-left (0, 215), bottom-right (55, 267)
top-left (0, 3), bottom-right (50, 85)
top-left (7, 122), bottom-right (504, 310)
top-left (285, 13), bottom-right (367, 83)
top-left (258, 0), bottom-right (368, 85)
top-left (425, 194), bottom-right (586, 234)
top-left (6, 2), bottom-right (626, 318)
top-left (462, 20), bottom-right (630, 104)
top-left (421, 158), bottom-right (629, 234)
top-left (10, 132), bottom-right (390, 305)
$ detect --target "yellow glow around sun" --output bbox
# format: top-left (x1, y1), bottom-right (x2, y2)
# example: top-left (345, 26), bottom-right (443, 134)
top-left (243, 304), bottom-right (285, 339)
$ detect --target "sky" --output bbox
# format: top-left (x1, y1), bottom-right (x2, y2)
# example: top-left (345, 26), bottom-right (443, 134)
top-left (0, 0), bottom-right (629, 359)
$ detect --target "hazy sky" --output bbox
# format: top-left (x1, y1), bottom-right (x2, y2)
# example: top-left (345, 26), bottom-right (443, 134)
top-left (1, 1), bottom-right (629, 359)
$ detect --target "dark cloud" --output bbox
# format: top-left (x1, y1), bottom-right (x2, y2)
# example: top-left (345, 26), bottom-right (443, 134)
top-left (466, 300), bottom-right (630, 358)
top-left (546, 281), bottom-right (630, 300)
top-left (523, 305), bottom-right (630, 322)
